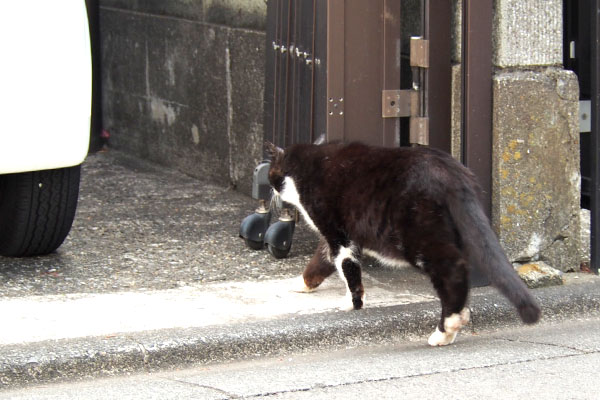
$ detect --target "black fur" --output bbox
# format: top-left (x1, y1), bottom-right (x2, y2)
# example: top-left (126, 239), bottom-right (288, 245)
top-left (267, 142), bottom-right (541, 329)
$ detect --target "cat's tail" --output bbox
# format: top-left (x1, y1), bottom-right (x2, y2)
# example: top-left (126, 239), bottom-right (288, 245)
top-left (448, 189), bottom-right (541, 324)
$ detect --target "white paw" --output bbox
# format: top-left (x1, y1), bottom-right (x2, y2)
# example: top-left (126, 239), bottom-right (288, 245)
top-left (291, 275), bottom-right (316, 293)
top-left (444, 308), bottom-right (471, 333)
top-left (428, 327), bottom-right (457, 346)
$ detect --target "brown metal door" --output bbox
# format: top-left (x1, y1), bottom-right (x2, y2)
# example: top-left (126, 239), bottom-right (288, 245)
top-left (264, 0), bottom-right (402, 148)
top-left (264, 0), bottom-right (451, 152)
top-left (264, 0), bottom-right (325, 148)
top-left (324, 0), bottom-right (401, 147)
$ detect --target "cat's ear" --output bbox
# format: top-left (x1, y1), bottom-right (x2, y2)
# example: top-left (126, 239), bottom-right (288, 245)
top-left (265, 141), bottom-right (284, 160)
top-left (313, 134), bottom-right (326, 146)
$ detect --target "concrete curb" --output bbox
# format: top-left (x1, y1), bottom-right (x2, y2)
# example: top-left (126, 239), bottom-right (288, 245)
top-left (1, 280), bottom-right (599, 389)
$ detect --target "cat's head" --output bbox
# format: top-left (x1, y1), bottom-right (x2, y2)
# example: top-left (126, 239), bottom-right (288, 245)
top-left (265, 142), bottom-right (285, 193)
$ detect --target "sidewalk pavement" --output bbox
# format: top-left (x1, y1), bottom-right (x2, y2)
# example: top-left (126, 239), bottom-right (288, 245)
top-left (1, 150), bottom-right (599, 389)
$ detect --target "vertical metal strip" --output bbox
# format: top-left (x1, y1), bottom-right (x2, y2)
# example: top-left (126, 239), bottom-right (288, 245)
top-left (295, 0), bottom-right (302, 144)
top-left (326, 0), bottom-right (345, 142)
top-left (283, 0), bottom-right (294, 147)
top-left (382, 0), bottom-right (402, 147)
top-left (264, 0), bottom-right (278, 145)
top-left (425, 0), bottom-right (452, 153)
top-left (461, 0), bottom-right (493, 218)
top-left (309, 0), bottom-right (317, 143)
top-left (313, 0), bottom-right (328, 141)
top-left (275, 0), bottom-right (286, 146)
top-left (591, 0), bottom-right (600, 274)
top-left (422, 0), bottom-right (428, 119)
top-left (271, 0), bottom-right (280, 144)
top-left (461, 0), bottom-right (493, 288)
top-left (296, 0), bottom-right (309, 144)
top-left (289, 0), bottom-right (298, 144)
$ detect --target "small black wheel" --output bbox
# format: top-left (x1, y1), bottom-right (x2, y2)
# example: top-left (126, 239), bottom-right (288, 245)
top-left (239, 210), bottom-right (271, 251)
top-left (245, 238), bottom-right (264, 250)
top-left (267, 244), bottom-right (291, 259)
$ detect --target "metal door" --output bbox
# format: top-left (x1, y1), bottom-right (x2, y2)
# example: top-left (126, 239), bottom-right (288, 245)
top-left (264, 0), bottom-right (451, 151)
top-left (264, 0), bottom-right (326, 147)
top-left (325, 0), bottom-right (401, 147)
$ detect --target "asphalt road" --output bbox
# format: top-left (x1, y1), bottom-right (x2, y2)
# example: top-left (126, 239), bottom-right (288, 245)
top-left (2, 316), bottom-right (599, 399)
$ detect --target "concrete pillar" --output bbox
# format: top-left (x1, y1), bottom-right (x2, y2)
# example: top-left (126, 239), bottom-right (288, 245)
top-left (492, 69), bottom-right (581, 271)
top-left (490, 0), bottom-right (582, 271)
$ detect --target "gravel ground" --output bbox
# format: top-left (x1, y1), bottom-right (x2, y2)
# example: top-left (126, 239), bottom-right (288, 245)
top-left (0, 150), bottom-right (319, 297)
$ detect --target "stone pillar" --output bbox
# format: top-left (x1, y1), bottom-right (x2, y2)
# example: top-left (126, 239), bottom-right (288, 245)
top-left (490, 0), bottom-right (581, 271)
top-left (492, 69), bottom-right (580, 271)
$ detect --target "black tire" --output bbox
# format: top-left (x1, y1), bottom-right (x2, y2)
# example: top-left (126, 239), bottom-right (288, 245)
top-left (245, 238), bottom-right (264, 250)
top-left (267, 244), bottom-right (291, 259)
top-left (0, 165), bottom-right (81, 257)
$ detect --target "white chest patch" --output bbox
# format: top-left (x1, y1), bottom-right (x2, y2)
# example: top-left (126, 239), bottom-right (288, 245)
top-left (279, 176), bottom-right (319, 232)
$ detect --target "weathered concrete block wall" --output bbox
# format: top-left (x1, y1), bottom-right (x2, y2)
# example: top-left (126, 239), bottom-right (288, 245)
top-left (493, 0), bottom-right (563, 67)
top-left (492, 69), bottom-right (580, 271)
top-left (99, 0), bottom-right (266, 194)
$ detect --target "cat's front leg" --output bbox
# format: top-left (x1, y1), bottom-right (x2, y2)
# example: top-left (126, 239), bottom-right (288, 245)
top-left (294, 239), bottom-right (337, 293)
top-left (332, 243), bottom-right (364, 310)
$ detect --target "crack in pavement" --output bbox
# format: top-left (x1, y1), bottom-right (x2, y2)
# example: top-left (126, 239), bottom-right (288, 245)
top-left (167, 377), bottom-right (243, 399)
top-left (229, 351), bottom-right (599, 399)
top-left (496, 336), bottom-right (596, 355)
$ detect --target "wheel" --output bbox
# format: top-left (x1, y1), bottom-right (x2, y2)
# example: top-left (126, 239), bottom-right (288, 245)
top-left (267, 243), bottom-right (291, 259)
top-left (0, 165), bottom-right (81, 257)
top-left (239, 209), bottom-right (271, 251)
top-left (264, 218), bottom-right (295, 259)
top-left (245, 238), bottom-right (264, 250)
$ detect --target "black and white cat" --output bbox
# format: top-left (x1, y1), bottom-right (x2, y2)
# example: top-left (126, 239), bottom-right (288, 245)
top-left (266, 141), bottom-right (540, 346)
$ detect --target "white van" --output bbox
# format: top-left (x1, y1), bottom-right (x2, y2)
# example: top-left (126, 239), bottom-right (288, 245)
top-left (0, 2), bottom-right (91, 256)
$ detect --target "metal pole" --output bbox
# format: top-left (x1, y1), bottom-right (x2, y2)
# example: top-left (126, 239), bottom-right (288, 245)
top-left (591, 0), bottom-right (600, 274)
top-left (425, 0), bottom-right (452, 153)
top-left (461, 0), bottom-right (493, 287)
top-left (461, 0), bottom-right (493, 218)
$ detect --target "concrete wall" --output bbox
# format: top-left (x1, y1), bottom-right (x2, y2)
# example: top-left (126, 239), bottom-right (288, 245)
top-left (99, 0), bottom-right (267, 194)
top-left (492, 68), bottom-right (580, 271)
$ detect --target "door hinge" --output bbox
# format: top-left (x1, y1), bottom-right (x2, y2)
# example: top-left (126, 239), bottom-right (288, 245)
top-left (381, 37), bottom-right (430, 146)
top-left (410, 37), bottom-right (429, 68)
top-left (410, 117), bottom-right (429, 146)
top-left (381, 89), bottom-right (429, 146)
top-left (382, 90), bottom-right (417, 118)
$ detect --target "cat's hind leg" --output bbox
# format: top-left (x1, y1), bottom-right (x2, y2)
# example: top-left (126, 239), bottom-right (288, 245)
top-left (332, 243), bottom-right (364, 311)
top-left (294, 239), bottom-right (336, 293)
top-left (425, 249), bottom-right (470, 346)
